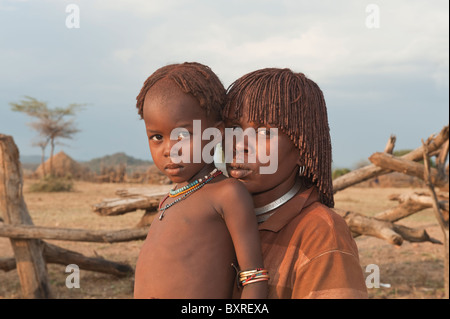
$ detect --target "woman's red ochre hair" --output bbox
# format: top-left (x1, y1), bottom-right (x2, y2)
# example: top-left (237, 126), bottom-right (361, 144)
top-left (224, 68), bottom-right (334, 208)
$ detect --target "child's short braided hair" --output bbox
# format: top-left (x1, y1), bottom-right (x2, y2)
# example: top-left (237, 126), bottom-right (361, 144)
top-left (136, 62), bottom-right (226, 120)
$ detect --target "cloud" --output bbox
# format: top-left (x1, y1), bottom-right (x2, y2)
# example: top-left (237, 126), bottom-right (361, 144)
top-left (98, 0), bottom-right (447, 89)
top-left (1, 0), bottom-right (447, 165)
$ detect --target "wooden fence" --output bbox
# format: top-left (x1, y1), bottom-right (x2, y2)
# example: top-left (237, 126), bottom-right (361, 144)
top-left (1, 125), bottom-right (448, 298)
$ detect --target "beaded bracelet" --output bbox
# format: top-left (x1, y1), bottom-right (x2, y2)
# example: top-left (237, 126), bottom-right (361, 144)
top-left (238, 268), bottom-right (270, 287)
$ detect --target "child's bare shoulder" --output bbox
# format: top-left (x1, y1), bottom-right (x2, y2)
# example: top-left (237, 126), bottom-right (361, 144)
top-left (209, 176), bottom-right (255, 224)
top-left (208, 176), bottom-right (252, 208)
top-left (212, 176), bottom-right (248, 194)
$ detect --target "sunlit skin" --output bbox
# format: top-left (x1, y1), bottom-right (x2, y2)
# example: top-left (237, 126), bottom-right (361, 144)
top-left (134, 79), bottom-right (267, 299)
top-left (224, 103), bottom-right (306, 210)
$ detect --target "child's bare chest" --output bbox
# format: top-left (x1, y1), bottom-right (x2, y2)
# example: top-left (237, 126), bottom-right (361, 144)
top-left (147, 194), bottom-right (226, 249)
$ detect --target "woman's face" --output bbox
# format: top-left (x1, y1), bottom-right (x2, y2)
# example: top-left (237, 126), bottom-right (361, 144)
top-left (224, 104), bottom-right (300, 194)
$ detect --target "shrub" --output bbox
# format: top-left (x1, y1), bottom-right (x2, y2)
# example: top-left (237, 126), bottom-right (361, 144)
top-left (332, 168), bottom-right (351, 180)
top-left (29, 175), bottom-right (74, 192)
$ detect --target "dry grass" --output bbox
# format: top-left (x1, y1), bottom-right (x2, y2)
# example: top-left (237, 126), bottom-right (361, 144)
top-left (0, 181), bottom-right (446, 299)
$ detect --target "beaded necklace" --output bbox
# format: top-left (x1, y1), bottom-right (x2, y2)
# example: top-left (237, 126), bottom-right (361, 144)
top-left (159, 168), bottom-right (223, 220)
top-left (169, 168), bottom-right (218, 197)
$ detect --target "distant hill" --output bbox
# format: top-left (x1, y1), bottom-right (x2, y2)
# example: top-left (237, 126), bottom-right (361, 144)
top-left (20, 155), bottom-right (47, 172)
top-left (20, 152), bottom-right (153, 175)
top-left (20, 155), bottom-right (47, 164)
top-left (81, 152), bottom-right (153, 174)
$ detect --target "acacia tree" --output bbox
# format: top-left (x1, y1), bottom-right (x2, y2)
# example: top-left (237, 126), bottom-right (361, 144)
top-left (10, 96), bottom-right (85, 176)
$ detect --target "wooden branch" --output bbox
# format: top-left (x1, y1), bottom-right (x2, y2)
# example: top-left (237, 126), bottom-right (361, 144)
top-left (136, 209), bottom-right (159, 227)
top-left (369, 152), bottom-right (448, 188)
top-left (1, 242), bottom-right (134, 277)
top-left (334, 208), bottom-right (440, 245)
top-left (92, 195), bottom-right (163, 216)
top-left (0, 224), bottom-right (149, 243)
top-left (436, 139), bottom-right (449, 179)
top-left (0, 257), bottom-right (17, 272)
top-left (423, 140), bottom-right (449, 298)
top-left (333, 125), bottom-right (449, 192)
top-left (384, 134), bottom-right (396, 154)
top-left (42, 242), bottom-right (133, 277)
top-left (392, 224), bottom-right (442, 244)
top-left (374, 196), bottom-right (431, 222)
top-left (387, 192), bottom-right (449, 221)
top-left (0, 134), bottom-right (52, 298)
top-left (115, 187), bottom-right (170, 198)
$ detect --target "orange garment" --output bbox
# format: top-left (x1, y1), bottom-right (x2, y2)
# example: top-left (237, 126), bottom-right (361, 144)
top-left (257, 186), bottom-right (368, 299)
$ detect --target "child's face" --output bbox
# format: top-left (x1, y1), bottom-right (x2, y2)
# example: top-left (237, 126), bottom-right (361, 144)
top-left (143, 81), bottom-right (219, 184)
top-left (224, 104), bottom-right (300, 194)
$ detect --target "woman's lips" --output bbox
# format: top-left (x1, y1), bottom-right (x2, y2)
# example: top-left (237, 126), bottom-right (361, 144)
top-left (228, 165), bottom-right (252, 179)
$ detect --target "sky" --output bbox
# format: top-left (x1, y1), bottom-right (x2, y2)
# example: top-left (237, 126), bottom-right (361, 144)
top-left (0, 0), bottom-right (448, 169)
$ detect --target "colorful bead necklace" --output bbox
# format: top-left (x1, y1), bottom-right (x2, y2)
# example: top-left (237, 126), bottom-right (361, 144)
top-left (169, 168), bottom-right (219, 197)
top-left (159, 168), bottom-right (223, 220)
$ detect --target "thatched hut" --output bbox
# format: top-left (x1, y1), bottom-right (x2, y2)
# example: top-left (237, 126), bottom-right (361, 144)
top-left (34, 151), bottom-right (90, 179)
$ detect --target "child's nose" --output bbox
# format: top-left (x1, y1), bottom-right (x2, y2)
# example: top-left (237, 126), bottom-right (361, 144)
top-left (163, 139), bottom-right (176, 157)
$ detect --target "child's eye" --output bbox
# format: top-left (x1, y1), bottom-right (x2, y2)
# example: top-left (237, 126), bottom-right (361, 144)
top-left (150, 134), bottom-right (163, 141)
top-left (177, 131), bottom-right (190, 140)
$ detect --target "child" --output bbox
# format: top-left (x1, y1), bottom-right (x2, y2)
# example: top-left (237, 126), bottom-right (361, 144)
top-left (223, 68), bottom-right (368, 298)
top-left (133, 62), bottom-right (268, 299)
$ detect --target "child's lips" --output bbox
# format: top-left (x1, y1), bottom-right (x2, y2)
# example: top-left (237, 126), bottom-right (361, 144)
top-left (164, 163), bottom-right (183, 175)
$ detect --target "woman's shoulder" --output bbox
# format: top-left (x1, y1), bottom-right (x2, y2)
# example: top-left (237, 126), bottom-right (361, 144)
top-left (289, 201), bottom-right (357, 252)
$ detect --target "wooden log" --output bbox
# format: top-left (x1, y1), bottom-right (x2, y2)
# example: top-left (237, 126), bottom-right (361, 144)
top-left (0, 134), bottom-right (52, 298)
top-left (334, 208), bottom-right (440, 245)
top-left (392, 224), bottom-right (442, 244)
top-left (42, 242), bottom-right (133, 278)
top-left (92, 187), bottom-right (168, 216)
top-left (333, 125), bottom-right (449, 192)
top-left (0, 257), bottom-right (17, 272)
top-left (387, 192), bottom-right (449, 222)
top-left (136, 209), bottom-right (159, 227)
top-left (0, 224), bottom-right (149, 242)
top-left (115, 187), bottom-right (170, 198)
top-left (369, 152), bottom-right (448, 188)
top-left (383, 134), bottom-right (396, 154)
top-left (335, 209), bottom-right (403, 245)
top-left (423, 140), bottom-right (449, 298)
top-left (374, 197), bottom-right (431, 222)
top-left (1, 242), bottom-right (134, 277)
top-left (92, 196), bottom-right (162, 216)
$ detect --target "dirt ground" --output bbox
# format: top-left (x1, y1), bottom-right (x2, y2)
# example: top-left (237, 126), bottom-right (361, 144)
top-left (0, 180), bottom-right (447, 299)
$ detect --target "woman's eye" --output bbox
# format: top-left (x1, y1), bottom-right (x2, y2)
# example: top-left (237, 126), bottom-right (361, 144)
top-left (150, 134), bottom-right (163, 141)
top-left (257, 128), bottom-right (271, 137)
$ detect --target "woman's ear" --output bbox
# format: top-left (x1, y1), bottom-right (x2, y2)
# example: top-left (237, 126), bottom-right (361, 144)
top-left (296, 158), bottom-right (306, 176)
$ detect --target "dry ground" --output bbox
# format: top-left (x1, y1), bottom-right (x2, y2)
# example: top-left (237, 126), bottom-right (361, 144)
top-left (0, 180), bottom-right (447, 299)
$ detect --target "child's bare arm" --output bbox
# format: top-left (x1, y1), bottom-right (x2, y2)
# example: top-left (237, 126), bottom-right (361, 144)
top-left (218, 179), bottom-right (268, 299)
